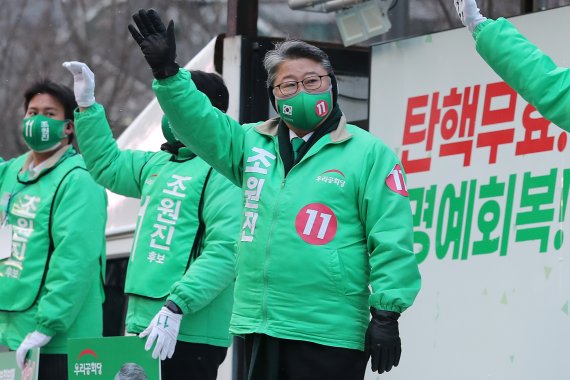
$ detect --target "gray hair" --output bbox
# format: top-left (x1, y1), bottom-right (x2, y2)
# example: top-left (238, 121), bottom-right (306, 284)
top-left (114, 363), bottom-right (148, 380)
top-left (263, 40), bottom-right (334, 88)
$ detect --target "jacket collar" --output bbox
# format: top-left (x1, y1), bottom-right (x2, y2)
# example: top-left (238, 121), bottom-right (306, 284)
top-left (172, 146), bottom-right (196, 162)
top-left (254, 114), bottom-right (352, 143)
top-left (19, 145), bottom-right (74, 182)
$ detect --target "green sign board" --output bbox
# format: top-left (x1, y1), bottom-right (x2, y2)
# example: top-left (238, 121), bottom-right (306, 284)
top-left (68, 336), bottom-right (160, 379)
top-left (0, 348), bottom-right (39, 380)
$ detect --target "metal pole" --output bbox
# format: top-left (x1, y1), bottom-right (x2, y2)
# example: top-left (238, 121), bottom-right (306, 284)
top-left (227, 0), bottom-right (259, 38)
top-left (391, 0), bottom-right (409, 38)
top-left (288, 0), bottom-right (330, 10)
top-left (521, 0), bottom-right (533, 13)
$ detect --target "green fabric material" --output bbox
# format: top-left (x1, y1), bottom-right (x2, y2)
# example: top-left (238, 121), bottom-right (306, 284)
top-left (0, 158), bottom-right (8, 180)
top-left (161, 114), bottom-right (178, 144)
top-left (472, 19), bottom-right (493, 39)
top-left (0, 150), bottom-right (84, 312)
top-left (152, 69), bottom-right (421, 351)
top-left (298, 104), bottom-right (343, 159)
top-left (276, 89), bottom-right (333, 131)
top-left (175, 147), bottom-right (195, 161)
top-left (475, 17), bottom-right (570, 132)
top-left (279, 105), bottom-right (343, 175)
top-left (21, 115), bottom-right (67, 153)
top-left (291, 137), bottom-right (305, 161)
top-left (0, 147), bottom-right (106, 354)
top-left (121, 161), bottom-right (210, 299)
top-left (74, 103), bottom-right (242, 347)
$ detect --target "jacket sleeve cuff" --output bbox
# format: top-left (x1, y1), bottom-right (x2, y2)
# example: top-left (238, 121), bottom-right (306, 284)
top-left (166, 294), bottom-right (191, 315)
top-left (74, 102), bottom-right (103, 120)
top-left (473, 18), bottom-right (496, 40)
top-left (153, 68), bottom-right (187, 86)
top-left (35, 324), bottom-right (56, 338)
top-left (369, 295), bottom-right (407, 314)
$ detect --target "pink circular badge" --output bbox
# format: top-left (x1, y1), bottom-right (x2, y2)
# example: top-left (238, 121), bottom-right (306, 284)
top-left (295, 203), bottom-right (338, 245)
top-left (385, 164), bottom-right (409, 196)
top-left (315, 100), bottom-right (329, 117)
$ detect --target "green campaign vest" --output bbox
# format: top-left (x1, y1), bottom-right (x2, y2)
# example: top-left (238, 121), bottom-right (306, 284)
top-left (0, 153), bottom-right (84, 311)
top-left (124, 156), bottom-right (212, 298)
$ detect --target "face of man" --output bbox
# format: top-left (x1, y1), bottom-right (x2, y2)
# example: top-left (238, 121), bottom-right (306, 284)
top-left (25, 93), bottom-right (67, 120)
top-left (24, 93), bottom-right (74, 160)
top-left (273, 58), bottom-right (330, 98)
top-left (273, 58), bottom-right (333, 136)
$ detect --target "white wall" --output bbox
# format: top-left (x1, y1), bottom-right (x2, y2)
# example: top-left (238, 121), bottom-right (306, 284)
top-left (368, 7), bottom-right (570, 380)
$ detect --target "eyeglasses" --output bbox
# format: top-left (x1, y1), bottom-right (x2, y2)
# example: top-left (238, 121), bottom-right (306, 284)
top-left (272, 75), bottom-right (330, 97)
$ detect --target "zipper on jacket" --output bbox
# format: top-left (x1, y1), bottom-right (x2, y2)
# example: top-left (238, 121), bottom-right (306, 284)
top-left (261, 141), bottom-right (288, 328)
top-left (259, 135), bottom-right (347, 327)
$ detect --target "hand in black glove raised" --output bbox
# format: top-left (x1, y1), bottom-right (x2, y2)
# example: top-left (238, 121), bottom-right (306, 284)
top-left (365, 308), bottom-right (402, 374)
top-left (128, 8), bottom-right (179, 79)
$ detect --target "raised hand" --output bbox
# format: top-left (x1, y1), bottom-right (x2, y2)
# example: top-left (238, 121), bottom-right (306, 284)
top-left (128, 8), bottom-right (179, 79)
top-left (454, 0), bottom-right (487, 34)
top-left (62, 61), bottom-right (96, 108)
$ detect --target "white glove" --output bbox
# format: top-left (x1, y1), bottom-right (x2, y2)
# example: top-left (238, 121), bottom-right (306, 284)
top-left (140, 306), bottom-right (182, 360)
top-left (16, 331), bottom-right (52, 369)
top-left (62, 61), bottom-right (96, 108)
top-left (454, 0), bottom-right (487, 34)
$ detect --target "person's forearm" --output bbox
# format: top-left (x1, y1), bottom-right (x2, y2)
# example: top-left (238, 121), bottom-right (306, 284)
top-left (153, 69), bottom-right (246, 186)
top-left (475, 18), bottom-right (570, 132)
top-left (74, 103), bottom-right (149, 197)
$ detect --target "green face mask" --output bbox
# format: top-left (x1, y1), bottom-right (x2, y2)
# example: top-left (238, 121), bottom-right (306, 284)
top-left (276, 88), bottom-right (333, 131)
top-left (22, 114), bottom-right (68, 153)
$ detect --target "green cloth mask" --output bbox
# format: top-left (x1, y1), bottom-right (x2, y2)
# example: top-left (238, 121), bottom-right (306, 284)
top-left (22, 114), bottom-right (68, 153)
top-left (276, 88), bottom-right (333, 131)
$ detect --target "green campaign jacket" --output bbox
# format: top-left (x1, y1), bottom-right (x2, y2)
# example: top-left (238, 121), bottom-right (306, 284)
top-left (474, 18), bottom-right (570, 132)
top-left (153, 69), bottom-right (422, 350)
top-left (74, 104), bottom-right (241, 347)
top-left (0, 146), bottom-right (106, 354)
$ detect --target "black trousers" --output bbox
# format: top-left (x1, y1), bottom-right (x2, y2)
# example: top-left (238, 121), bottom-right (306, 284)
top-left (39, 353), bottom-right (68, 380)
top-left (161, 341), bottom-right (227, 380)
top-left (244, 334), bottom-right (368, 380)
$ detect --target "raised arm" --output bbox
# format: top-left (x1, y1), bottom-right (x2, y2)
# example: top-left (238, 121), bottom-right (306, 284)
top-left (455, 0), bottom-right (570, 132)
top-left (127, 8), bottom-right (247, 186)
top-left (474, 19), bottom-right (570, 132)
top-left (64, 61), bottom-right (155, 197)
top-left (153, 70), bottom-right (246, 186)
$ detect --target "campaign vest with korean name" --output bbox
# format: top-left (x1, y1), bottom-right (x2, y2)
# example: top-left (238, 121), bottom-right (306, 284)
top-left (124, 155), bottom-right (212, 298)
top-left (0, 152), bottom-right (84, 311)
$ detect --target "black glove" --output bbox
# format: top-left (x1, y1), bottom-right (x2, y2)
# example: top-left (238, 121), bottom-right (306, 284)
top-left (365, 308), bottom-right (401, 374)
top-left (128, 8), bottom-right (179, 79)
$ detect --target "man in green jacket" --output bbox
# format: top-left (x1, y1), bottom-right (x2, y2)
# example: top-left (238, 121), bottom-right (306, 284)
top-left (128, 9), bottom-right (421, 380)
top-left (63, 61), bottom-right (242, 380)
top-left (0, 80), bottom-right (107, 379)
top-left (455, 0), bottom-right (570, 132)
